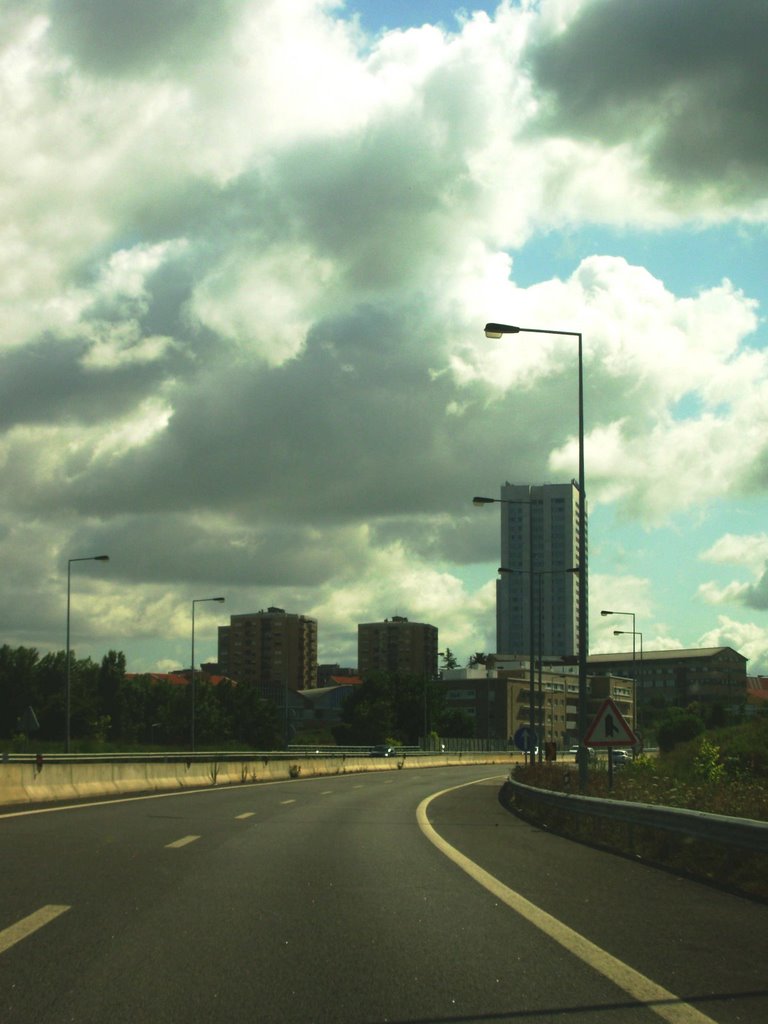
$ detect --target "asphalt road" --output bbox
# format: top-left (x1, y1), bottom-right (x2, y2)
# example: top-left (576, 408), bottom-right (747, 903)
top-left (1, 765), bottom-right (765, 1024)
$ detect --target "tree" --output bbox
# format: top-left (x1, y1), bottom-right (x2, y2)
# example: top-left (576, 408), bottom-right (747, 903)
top-left (0, 645), bottom-right (39, 738)
top-left (337, 671), bottom-right (439, 746)
top-left (657, 707), bottom-right (705, 753)
top-left (440, 648), bottom-right (458, 670)
top-left (437, 707), bottom-right (475, 739)
top-left (468, 652), bottom-right (488, 667)
top-left (98, 651), bottom-right (127, 739)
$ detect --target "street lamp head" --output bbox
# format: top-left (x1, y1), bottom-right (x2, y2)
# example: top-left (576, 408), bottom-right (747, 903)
top-left (601, 609), bottom-right (613, 616)
top-left (484, 323), bottom-right (521, 339)
top-left (94, 555), bottom-right (110, 561)
top-left (212, 597), bottom-right (225, 602)
top-left (473, 496), bottom-right (496, 506)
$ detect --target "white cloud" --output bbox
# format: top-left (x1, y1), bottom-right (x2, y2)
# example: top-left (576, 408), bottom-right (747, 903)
top-left (698, 616), bottom-right (768, 672)
top-left (1, 0), bottom-right (768, 677)
top-left (701, 532), bottom-right (768, 569)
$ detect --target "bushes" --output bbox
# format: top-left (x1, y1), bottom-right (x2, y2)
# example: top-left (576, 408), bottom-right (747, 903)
top-left (514, 723), bottom-right (768, 822)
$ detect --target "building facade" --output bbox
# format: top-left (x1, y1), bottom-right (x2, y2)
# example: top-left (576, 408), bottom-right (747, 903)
top-left (357, 616), bottom-right (438, 679)
top-left (439, 665), bottom-right (634, 749)
top-left (587, 647), bottom-right (747, 709)
top-left (217, 607), bottom-right (318, 690)
top-left (497, 481), bottom-right (587, 660)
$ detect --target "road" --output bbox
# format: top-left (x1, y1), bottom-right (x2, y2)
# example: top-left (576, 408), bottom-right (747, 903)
top-left (1, 765), bottom-right (765, 1023)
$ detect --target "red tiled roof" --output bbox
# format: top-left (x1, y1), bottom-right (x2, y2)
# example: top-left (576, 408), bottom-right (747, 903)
top-left (747, 677), bottom-right (768, 702)
top-left (125, 672), bottom-right (233, 687)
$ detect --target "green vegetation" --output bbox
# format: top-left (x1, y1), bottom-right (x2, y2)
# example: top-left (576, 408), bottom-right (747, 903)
top-left (516, 718), bottom-right (768, 820)
top-left (510, 719), bottom-right (768, 900)
top-left (0, 643), bottom-right (281, 751)
top-left (333, 670), bottom-right (472, 747)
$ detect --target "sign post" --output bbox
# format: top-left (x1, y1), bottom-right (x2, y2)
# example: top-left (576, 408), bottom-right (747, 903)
top-left (513, 725), bottom-right (538, 765)
top-left (583, 698), bottom-right (637, 789)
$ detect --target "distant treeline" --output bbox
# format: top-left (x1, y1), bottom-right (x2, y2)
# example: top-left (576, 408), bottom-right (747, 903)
top-left (0, 645), bottom-right (280, 749)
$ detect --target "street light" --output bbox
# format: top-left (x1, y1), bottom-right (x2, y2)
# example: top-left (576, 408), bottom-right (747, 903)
top-left (500, 566), bottom-right (579, 759)
top-left (614, 628), bottom-right (643, 737)
top-left (474, 495), bottom-right (536, 764)
top-left (66, 554), bottom-right (109, 753)
top-left (191, 596), bottom-right (225, 752)
top-left (601, 608), bottom-right (636, 698)
top-left (484, 321), bottom-right (587, 786)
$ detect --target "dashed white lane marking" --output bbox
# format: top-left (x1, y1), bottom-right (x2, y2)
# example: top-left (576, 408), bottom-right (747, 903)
top-left (417, 779), bottom-right (718, 1024)
top-left (320, 790), bottom-right (333, 795)
top-left (235, 812), bottom-right (255, 820)
top-left (0, 905), bottom-right (70, 955)
top-left (280, 799), bottom-right (296, 805)
top-left (165, 835), bottom-right (200, 848)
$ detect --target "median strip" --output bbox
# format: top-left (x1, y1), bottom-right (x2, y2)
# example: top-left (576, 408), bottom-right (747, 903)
top-left (0, 905), bottom-right (70, 955)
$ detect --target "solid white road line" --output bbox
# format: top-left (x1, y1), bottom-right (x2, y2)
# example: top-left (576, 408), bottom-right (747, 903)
top-left (417, 779), bottom-right (718, 1024)
top-left (165, 835), bottom-right (200, 848)
top-left (0, 905), bottom-right (70, 955)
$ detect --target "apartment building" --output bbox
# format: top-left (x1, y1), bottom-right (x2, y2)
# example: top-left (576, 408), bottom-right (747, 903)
top-left (217, 607), bottom-right (318, 690)
top-left (357, 616), bottom-right (438, 679)
top-left (439, 664), bottom-right (634, 748)
top-left (497, 481), bottom-right (587, 660)
top-left (587, 647), bottom-right (747, 709)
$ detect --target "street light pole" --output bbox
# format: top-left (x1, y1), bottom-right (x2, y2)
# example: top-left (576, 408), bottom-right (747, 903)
top-left (500, 565), bottom-right (579, 760)
top-left (474, 495), bottom-right (536, 764)
top-left (191, 596), bottom-right (225, 752)
top-left (601, 609), bottom-right (636, 690)
top-left (614, 628), bottom-right (643, 738)
top-left (484, 322), bottom-right (587, 786)
top-left (65, 554), bottom-right (109, 753)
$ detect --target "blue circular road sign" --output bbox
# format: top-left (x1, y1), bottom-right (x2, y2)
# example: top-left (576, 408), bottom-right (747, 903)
top-left (514, 726), bottom-right (538, 753)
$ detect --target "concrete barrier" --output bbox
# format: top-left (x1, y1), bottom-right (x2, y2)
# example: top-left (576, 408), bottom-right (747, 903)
top-left (0, 752), bottom-right (516, 809)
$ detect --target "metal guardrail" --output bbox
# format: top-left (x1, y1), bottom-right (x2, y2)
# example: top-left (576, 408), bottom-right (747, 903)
top-left (507, 778), bottom-right (768, 854)
top-left (0, 746), bottom-right (493, 765)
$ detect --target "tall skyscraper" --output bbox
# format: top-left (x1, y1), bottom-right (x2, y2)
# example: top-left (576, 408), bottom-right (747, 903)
top-left (218, 607), bottom-right (318, 690)
top-left (497, 482), bottom-right (587, 659)
top-left (358, 616), bottom-right (438, 679)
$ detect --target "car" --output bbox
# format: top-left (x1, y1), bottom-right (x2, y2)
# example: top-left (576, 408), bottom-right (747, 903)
top-left (568, 745), bottom-right (595, 761)
top-left (370, 744), bottom-right (395, 757)
top-left (610, 748), bottom-right (631, 766)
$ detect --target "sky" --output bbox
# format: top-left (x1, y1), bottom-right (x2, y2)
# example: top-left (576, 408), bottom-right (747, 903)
top-left (2, 0), bottom-right (768, 677)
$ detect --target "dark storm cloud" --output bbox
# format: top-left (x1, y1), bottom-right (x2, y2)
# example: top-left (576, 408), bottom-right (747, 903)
top-left (53, 300), bottom-right (578, 531)
top-left (732, 570), bottom-right (768, 612)
top-left (48, 0), bottom-right (242, 78)
top-left (66, 514), bottom-right (345, 588)
top-left (526, 0), bottom-right (768, 200)
top-left (0, 335), bottom-right (179, 430)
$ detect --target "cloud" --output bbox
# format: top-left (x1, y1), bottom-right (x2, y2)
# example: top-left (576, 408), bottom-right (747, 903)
top-left (47, 0), bottom-right (243, 78)
top-left (1, 1), bottom-right (768, 673)
top-left (698, 532), bottom-right (768, 612)
top-left (525, 0), bottom-right (768, 213)
top-left (698, 616), bottom-right (768, 671)
top-left (701, 533), bottom-right (768, 568)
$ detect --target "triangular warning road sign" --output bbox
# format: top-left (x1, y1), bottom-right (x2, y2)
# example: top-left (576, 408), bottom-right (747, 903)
top-left (583, 697), bottom-right (637, 747)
